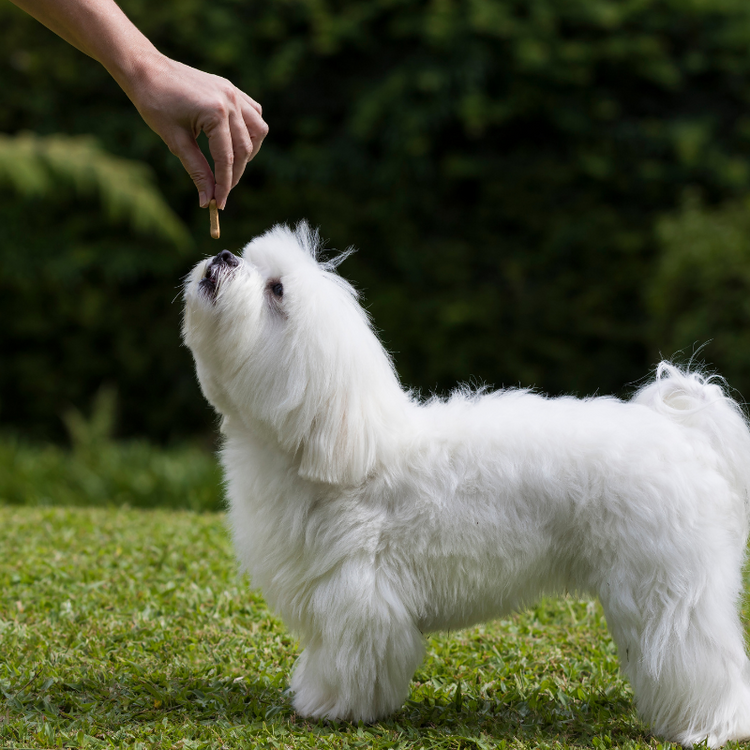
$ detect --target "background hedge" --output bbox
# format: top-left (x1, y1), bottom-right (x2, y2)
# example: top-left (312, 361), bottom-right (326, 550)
top-left (3, 0), bottom-right (750, 442)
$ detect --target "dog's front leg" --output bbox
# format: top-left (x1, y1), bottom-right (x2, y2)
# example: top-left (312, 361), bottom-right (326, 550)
top-left (288, 575), bottom-right (425, 723)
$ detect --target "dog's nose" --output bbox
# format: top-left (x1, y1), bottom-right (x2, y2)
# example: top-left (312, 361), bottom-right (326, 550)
top-left (211, 250), bottom-right (240, 267)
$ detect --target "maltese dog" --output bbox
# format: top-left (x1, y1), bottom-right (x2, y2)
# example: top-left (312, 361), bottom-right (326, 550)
top-left (183, 223), bottom-right (750, 747)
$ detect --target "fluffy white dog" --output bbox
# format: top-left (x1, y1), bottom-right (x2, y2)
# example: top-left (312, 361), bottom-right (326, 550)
top-left (183, 223), bottom-right (750, 747)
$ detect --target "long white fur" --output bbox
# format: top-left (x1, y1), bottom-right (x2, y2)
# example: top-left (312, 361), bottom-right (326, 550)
top-left (183, 223), bottom-right (750, 747)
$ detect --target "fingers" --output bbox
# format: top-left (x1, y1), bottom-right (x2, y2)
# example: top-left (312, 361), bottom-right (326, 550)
top-left (206, 94), bottom-right (269, 210)
top-left (167, 100), bottom-right (269, 211)
top-left (243, 99), bottom-right (269, 161)
top-left (243, 92), bottom-right (264, 118)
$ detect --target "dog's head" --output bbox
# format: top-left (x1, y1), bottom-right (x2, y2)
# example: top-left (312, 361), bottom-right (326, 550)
top-left (183, 223), bottom-right (406, 485)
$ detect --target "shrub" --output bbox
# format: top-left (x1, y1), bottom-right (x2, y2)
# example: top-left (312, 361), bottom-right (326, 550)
top-left (649, 192), bottom-right (750, 396)
top-left (0, 390), bottom-right (223, 510)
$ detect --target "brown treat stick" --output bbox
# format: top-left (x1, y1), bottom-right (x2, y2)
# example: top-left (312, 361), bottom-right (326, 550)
top-left (209, 199), bottom-right (220, 239)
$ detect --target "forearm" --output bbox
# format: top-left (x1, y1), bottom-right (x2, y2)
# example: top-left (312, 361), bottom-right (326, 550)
top-left (9, 0), bottom-right (269, 208)
top-left (7, 0), bottom-right (162, 97)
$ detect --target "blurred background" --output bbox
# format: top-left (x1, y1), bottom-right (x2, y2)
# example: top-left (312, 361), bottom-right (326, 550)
top-left (3, 0), bottom-right (750, 509)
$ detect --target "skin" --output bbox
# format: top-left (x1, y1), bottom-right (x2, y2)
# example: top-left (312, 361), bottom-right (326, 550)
top-left (8, 0), bottom-right (269, 209)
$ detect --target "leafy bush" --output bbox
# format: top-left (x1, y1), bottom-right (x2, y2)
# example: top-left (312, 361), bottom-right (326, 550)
top-left (0, 132), bottom-right (190, 248)
top-left (4, 0), bottom-right (750, 440)
top-left (0, 436), bottom-right (223, 511)
top-left (648, 192), bottom-right (750, 397)
top-left (0, 390), bottom-right (222, 510)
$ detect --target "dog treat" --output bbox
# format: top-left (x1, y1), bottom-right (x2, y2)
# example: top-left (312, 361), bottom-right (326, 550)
top-left (209, 200), bottom-right (220, 239)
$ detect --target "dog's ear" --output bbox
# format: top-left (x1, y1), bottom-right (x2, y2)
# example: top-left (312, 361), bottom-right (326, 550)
top-left (297, 393), bottom-right (376, 486)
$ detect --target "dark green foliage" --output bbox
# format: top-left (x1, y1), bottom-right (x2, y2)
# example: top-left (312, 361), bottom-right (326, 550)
top-left (0, 133), bottom-right (190, 248)
top-left (3, 0), bottom-right (750, 440)
top-left (649, 192), bottom-right (750, 399)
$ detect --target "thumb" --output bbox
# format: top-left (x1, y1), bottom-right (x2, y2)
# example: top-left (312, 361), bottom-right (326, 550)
top-left (169, 132), bottom-right (216, 207)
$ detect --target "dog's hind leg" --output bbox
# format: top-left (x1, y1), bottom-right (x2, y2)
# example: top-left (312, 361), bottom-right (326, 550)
top-left (289, 568), bottom-right (425, 722)
top-left (601, 549), bottom-right (750, 748)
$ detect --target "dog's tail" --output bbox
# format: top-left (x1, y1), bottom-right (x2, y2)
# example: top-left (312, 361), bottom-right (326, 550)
top-left (633, 362), bottom-right (750, 535)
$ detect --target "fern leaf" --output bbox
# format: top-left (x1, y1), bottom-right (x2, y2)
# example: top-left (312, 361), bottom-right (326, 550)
top-left (0, 132), bottom-right (191, 248)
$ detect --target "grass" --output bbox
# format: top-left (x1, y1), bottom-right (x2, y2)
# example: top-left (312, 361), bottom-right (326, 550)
top-left (3, 505), bottom-right (735, 750)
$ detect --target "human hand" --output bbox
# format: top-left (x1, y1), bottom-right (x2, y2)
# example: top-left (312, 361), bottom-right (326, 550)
top-left (126, 55), bottom-right (268, 209)
top-left (7, 0), bottom-right (268, 209)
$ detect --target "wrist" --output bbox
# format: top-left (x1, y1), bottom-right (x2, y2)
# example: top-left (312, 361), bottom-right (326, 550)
top-left (103, 36), bottom-right (165, 102)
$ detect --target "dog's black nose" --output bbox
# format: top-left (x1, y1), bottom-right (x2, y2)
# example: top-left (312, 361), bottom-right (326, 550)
top-left (211, 250), bottom-right (240, 267)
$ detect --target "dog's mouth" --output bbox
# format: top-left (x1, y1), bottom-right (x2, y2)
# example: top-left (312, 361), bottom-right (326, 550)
top-left (199, 250), bottom-right (240, 302)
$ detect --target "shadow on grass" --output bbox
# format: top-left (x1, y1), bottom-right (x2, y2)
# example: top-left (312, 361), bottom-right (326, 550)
top-left (387, 689), bottom-right (647, 747)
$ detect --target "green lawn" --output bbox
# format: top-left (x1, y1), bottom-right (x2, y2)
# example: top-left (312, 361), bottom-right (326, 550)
top-left (0, 505), bottom-right (740, 749)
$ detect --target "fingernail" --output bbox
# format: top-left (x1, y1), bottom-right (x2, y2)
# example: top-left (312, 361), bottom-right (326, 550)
top-left (199, 192), bottom-right (208, 208)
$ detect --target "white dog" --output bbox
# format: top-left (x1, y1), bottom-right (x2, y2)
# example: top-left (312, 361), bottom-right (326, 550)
top-left (183, 223), bottom-right (750, 747)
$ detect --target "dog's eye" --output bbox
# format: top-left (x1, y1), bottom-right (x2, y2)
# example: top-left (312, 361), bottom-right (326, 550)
top-left (269, 281), bottom-right (284, 299)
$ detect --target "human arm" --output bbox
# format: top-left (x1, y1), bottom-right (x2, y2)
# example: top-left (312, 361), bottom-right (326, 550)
top-left (8, 0), bottom-right (268, 208)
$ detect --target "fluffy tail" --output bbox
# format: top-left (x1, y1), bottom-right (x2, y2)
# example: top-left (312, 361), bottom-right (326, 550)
top-left (633, 362), bottom-right (750, 538)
